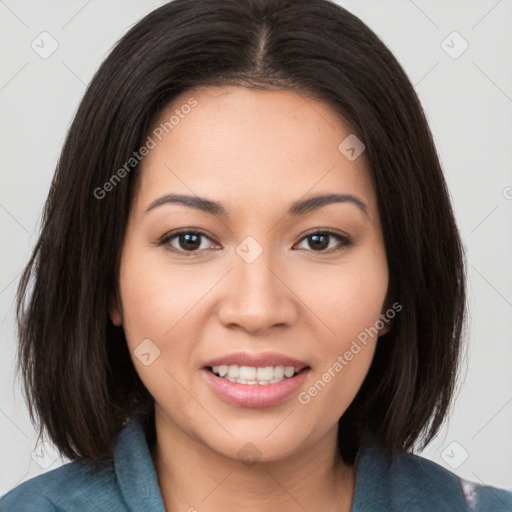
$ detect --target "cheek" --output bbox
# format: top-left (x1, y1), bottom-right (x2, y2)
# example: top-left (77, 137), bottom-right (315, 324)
top-left (117, 250), bottom-right (202, 406)
top-left (297, 252), bottom-right (388, 345)
top-left (119, 271), bottom-right (169, 343)
top-left (294, 249), bottom-right (387, 413)
top-left (118, 247), bottom-right (207, 343)
top-left (299, 331), bottom-right (378, 424)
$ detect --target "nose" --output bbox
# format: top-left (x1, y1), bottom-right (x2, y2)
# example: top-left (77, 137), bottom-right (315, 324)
top-left (216, 243), bottom-right (299, 335)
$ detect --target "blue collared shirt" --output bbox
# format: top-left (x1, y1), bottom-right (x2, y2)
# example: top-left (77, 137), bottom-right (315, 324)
top-left (1, 414), bottom-right (511, 511)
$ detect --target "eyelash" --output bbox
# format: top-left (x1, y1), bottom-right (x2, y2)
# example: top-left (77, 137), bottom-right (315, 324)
top-left (157, 228), bottom-right (353, 256)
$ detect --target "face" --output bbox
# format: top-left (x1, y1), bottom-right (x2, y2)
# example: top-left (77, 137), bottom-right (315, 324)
top-left (111, 86), bottom-right (390, 463)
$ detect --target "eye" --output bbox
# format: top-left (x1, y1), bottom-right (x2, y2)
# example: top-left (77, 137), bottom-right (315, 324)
top-left (158, 228), bottom-right (353, 255)
top-left (295, 229), bottom-right (353, 253)
top-left (158, 230), bottom-right (218, 254)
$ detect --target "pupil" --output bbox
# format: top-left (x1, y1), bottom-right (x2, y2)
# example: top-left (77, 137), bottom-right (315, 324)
top-left (310, 234), bottom-right (328, 250)
top-left (181, 233), bottom-right (200, 250)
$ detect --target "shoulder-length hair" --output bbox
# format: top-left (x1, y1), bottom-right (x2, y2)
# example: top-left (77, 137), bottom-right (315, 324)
top-left (16, 0), bottom-right (467, 468)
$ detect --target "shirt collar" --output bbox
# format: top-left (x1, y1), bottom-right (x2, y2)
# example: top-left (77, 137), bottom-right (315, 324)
top-left (113, 414), bottom-right (465, 511)
top-left (114, 414), bottom-right (166, 512)
top-left (352, 444), bottom-right (469, 511)
top-left (113, 413), bottom-right (369, 511)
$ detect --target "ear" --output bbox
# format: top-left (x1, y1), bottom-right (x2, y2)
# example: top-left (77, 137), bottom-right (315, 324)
top-left (378, 317), bottom-right (391, 336)
top-left (109, 290), bottom-right (123, 326)
top-left (378, 289), bottom-right (394, 336)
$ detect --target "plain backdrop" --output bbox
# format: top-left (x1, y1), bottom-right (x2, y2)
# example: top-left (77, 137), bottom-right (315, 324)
top-left (1, 0), bottom-right (511, 497)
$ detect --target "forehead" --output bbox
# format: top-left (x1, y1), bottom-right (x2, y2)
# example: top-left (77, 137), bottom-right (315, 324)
top-left (135, 85), bottom-right (376, 219)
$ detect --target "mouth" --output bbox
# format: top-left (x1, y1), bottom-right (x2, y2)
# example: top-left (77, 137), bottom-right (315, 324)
top-left (205, 364), bottom-right (309, 386)
top-left (201, 352), bottom-right (311, 407)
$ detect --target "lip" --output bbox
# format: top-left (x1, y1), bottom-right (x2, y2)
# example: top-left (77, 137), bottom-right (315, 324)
top-left (202, 351), bottom-right (310, 371)
top-left (202, 366), bottom-right (310, 408)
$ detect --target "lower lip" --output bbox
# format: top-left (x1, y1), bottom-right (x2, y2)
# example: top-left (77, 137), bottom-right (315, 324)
top-left (202, 368), bottom-right (310, 408)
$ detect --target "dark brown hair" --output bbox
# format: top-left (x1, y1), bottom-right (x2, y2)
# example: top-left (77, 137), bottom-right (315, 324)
top-left (16, 0), bottom-right (467, 468)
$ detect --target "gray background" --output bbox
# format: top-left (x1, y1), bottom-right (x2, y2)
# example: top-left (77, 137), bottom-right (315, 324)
top-left (1, 0), bottom-right (511, 497)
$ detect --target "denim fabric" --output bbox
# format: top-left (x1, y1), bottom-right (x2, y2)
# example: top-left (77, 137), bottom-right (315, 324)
top-left (1, 414), bottom-right (511, 511)
top-left (0, 415), bottom-right (165, 512)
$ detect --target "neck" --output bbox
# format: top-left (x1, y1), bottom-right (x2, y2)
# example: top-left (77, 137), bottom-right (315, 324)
top-left (151, 409), bottom-right (356, 512)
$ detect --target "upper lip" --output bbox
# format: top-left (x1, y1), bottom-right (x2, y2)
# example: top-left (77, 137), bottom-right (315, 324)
top-left (203, 351), bottom-right (310, 371)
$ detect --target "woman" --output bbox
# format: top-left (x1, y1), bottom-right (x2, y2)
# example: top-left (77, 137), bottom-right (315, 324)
top-left (1, 0), bottom-right (511, 510)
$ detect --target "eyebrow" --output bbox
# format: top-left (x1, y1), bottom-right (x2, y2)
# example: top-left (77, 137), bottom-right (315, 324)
top-left (145, 192), bottom-right (369, 219)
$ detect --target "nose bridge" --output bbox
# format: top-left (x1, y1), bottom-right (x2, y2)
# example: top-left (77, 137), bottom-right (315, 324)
top-left (238, 238), bottom-right (275, 289)
top-left (234, 233), bottom-right (281, 304)
top-left (217, 234), bottom-right (296, 331)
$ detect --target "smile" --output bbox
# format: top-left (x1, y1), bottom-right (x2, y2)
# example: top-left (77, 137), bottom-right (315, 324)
top-left (203, 365), bottom-right (310, 408)
top-left (208, 364), bottom-right (302, 385)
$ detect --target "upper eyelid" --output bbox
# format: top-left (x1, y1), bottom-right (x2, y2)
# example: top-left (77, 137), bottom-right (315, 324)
top-left (160, 229), bottom-right (216, 244)
top-left (161, 227), bottom-right (349, 240)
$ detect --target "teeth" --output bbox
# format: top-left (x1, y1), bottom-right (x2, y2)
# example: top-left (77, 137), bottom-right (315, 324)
top-left (256, 367), bottom-right (274, 380)
top-left (210, 364), bottom-right (303, 385)
top-left (284, 367), bottom-right (295, 378)
top-left (227, 365), bottom-right (239, 378)
top-left (239, 366), bottom-right (256, 380)
top-left (274, 366), bottom-right (285, 379)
